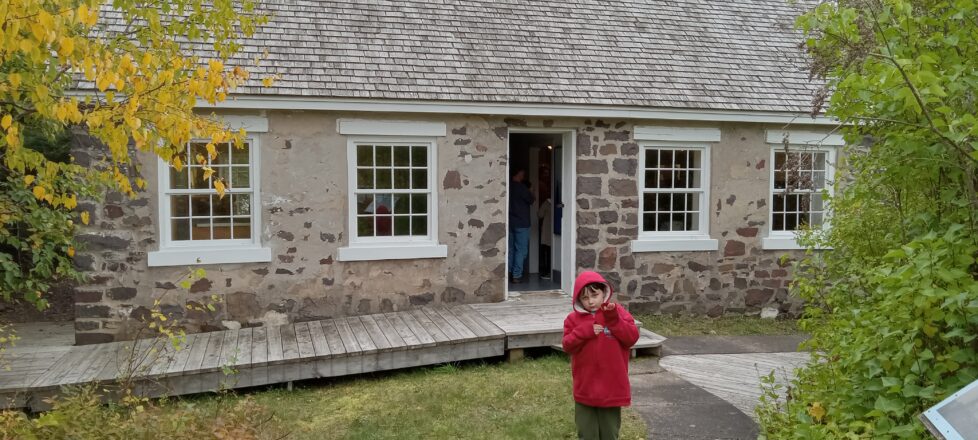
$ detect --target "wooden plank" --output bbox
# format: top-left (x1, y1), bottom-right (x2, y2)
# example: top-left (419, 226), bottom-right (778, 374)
top-left (359, 315), bottom-right (392, 352)
top-left (199, 330), bottom-right (226, 371)
top-left (182, 332), bottom-right (212, 373)
top-left (373, 314), bottom-right (407, 349)
top-left (33, 346), bottom-right (91, 387)
top-left (334, 317), bottom-right (361, 353)
top-left (450, 306), bottom-right (495, 340)
top-left (420, 307), bottom-right (460, 342)
top-left (396, 311), bottom-right (435, 346)
top-left (218, 329), bottom-right (240, 369)
top-left (96, 342), bottom-right (132, 382)
top-left (429, 306), bottom-right (475, 340)
top-left (321, 320), bottom-right (347, 356)
top-left (294, 322), bottom-right (317, 358)
top-left (385, 313), bottom-right (422, 347)
top-left (57, 344), bottom-right (106, 386)
top-left (409, 308), bottom-right (448, 343)
top-left (251, 327), bottom-right (269, 365)
top-left (235, 328), bottom-right (254, 366)
top-left (349, 317), bottom-right (378, 354)
top-left (458, 305), bottom-right (506, 337)
top-left (279, 323), bottom-right (301, 361)
top-left (266, 323), bottom-right (284, 364)
top-left (162, 333), bottom-right (198, 376)
top-left (307, 320), bottom-right (331, 357)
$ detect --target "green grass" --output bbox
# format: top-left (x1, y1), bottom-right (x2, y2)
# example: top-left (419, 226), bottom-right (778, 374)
top-left (194, 354), bottom-right (647, 440)
top-left (635, 314), bottom-right (801, 336)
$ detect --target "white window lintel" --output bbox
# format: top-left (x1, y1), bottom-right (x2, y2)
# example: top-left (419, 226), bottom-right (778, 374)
top-left (635, 126), bottom-right (721, 143)
top-left (148, 246), bottom-right (271, 266)
top-left (338, 119), bottom-right (447, 137)
top-left (766, 129), bottom-right (844, 146)
top-left (212, 114), bottom-right (268, 133)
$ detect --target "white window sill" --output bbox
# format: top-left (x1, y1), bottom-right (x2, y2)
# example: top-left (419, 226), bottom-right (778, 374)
top-left (337, 243), bottom-right (448, 262)
top-left (630, 237), bottom-right (718, 252)
top-left (761, 236), bottom-right (832, 250)
top-left (148, 246), bottom-right (272, 267)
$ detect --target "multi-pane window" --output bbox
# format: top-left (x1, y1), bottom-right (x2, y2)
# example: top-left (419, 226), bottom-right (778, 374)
top-left (353, 142), bottom-right (431, 240)
top-left (771, 149), bottom-right (830, 232)
top-left (640, 147), bottom-right (708, 234)
top-left (166, 141), bottom-right (254, 243)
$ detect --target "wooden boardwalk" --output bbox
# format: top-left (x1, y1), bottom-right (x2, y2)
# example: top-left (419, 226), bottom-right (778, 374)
top-left (1, 298), bottom-right (664, 411)
top-left (659, 352), bottom-right (809, 418)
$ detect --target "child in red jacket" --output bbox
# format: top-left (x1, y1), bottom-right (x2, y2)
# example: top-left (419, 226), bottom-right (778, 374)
top-left (562, 271), bottom-right (640, 440)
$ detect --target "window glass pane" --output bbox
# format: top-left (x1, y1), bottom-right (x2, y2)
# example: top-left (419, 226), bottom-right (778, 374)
top-left (645, 150), bottom-right (657, 169)
top-left (231, 142), bottom-right (249, 165)
top-left (357, 169), bottom-right (374, 190)
top-left (191, 143), bottom-right (209, 165)
top-left (394, 169), bottom-right (411, 189)
top-left (798, 194), bottom-right (812, 213)
top-left (773, 213), bottom-right (785, 231)
top-left (689, 169), bottom-right (701, 189)
top-left (191, 195), bottom-right (211, 216)
top-left (644, 170), bottom-right (657, 189)
top-left (773, 194), bottom-right (785, 212)
top-left (675, 150), bottom-right (688, 168)
top-left (656, 193), bottom-right (670, 211)
top-left (232, 195), bottom-right (251, 216)
top-left (672, 193), bottom-right (685, 212)
top-left (394, 215), bottom-right (410, 236)
top-left (642, 193), bottom-right (656, 212)
top-left (411, 194), bottom-right (427, 214)
top-left (211, 143), bottom-right (230, 165)
top-left (376, 146), bottom-right (392, 166)
top-left (656, 213), bottom-right (672, 231)
top-left (191, 218), bottom-right (211, 240)
top-left (357, 145), bottom-right (373, 166)
top-left (356, 194), bottom-right (374, 215)
top-left (671, 213), bottom-right (686, 231)
top-left (411, 215), bottom-right (427, 235)
top-left (375, 215), bottom-right (393, 236)
top-left (171, 195), bottom-right (189, 217)
top-left (215, 166), bottom-right (230, 187)
top-left (394, 146), bottom-right (410, 166)
top-left (687, 193), bottom-right (699, 212)
top-left (774, 171), bottom-right (786, 189)
top-left (659, 170), bottom-right (673, 189)
top-left (213, 217), bottom-right (232, 239)
top-left (233, 217), bottom-right (251, 239)
top-left (813, 194), bottom-right (825, 212)
top-left (787, 194), bottom-right (799, 211)
top-left (213, 194), bottom-right (231, 216)
top-left (785, 213), bottom-right (799, 231)
top-left (642, 213), bottom-right (654, 232)
top-left (393, 194), bottom-right (410, 214)
top-left (231, 167), bottom-right (250, 188)
top-left (411, 146), bottom-right (427, 167)
top-left (810, 212), bottom-right (824, 227)
top-left (357, 216), bottom-right (374, 237)
top-left (689, 150), bottom-right (701, 169)
top-left (659, 150), bottom-right (673, 169)
top-left (774, 152), bottom-right (786, 171)
top-left (375, 194), bottom-right (392, 215)
top-left (813, 171), bottom-right (825, 189)
top-left (814, 152), bottom-right (826, 170)
top-left (412, 169), bottom-right (427, 190)
top-left (376, 169), bottom-right (392, 189)
top-left (170, 167), bottom-right (189, 189)
top-left (190, 167), bottom-right (210, 189)
top-left (688, 212), bottom-right (699, 231)
top-left (172, 219), bottom-right (190, 241)
top-left (673, 170), bottom-right (685, 188)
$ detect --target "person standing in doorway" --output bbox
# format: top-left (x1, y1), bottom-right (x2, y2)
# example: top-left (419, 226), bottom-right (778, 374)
top-left (509, 168), bottom-right (535, 284)
top-left (538, 196), bottom-right (553, 279)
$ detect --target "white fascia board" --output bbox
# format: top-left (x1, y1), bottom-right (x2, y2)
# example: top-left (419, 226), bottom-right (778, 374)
top-left (766, 129), bottom-right (845, 146)
top-left (215, 115), bottom-right (268, 133)
top-left (337, 119), bottom-right (447, 136)
top-left (634, 126), bottom-right (721, 142)
top-left (201, 96), bottom-right (839, 125)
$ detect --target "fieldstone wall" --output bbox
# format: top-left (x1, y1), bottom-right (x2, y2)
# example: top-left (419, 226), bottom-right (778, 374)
top-left (72, 111), bottom-right (511, 344)
top-left (570, 119), bottom-right (807, 318)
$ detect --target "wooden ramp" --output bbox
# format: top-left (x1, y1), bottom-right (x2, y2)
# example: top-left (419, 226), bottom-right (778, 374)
top-left (0, 296), bottom-right (664, 411)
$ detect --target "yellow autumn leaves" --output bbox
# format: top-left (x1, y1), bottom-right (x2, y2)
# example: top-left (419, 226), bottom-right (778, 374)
top-left (1, 0), bottom-right (271, 207)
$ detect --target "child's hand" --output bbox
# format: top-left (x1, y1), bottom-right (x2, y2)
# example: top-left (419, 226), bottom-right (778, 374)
top-left (593, 324), bottom-right (603, 335)
top-left (601, 303), bottom-right (616, 312)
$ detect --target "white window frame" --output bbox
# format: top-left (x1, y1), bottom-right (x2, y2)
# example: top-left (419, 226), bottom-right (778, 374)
top-left (762, 130), bottom-right (841, 250)
top-left (148, 136), bottom-right (271, 266)
top-left (337, 135), bottom-right (446, 261)
top-left (630, 127), bottom-right (719, 252)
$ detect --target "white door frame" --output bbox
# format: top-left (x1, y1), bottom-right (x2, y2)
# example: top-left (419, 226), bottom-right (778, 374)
top-left (506, 128), bottom-right (577, 297)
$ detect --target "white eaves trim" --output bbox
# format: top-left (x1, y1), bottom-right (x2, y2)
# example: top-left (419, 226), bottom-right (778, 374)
top-left (766, 130), bottom-right (844, 146)
top-left (631, 237), bottom-right (719, 252)
top-left (337, 243), bottom-right (448, 261)
top-left (338, 119), bottom-right (447, 137)
top-left (201, 96), bottom-right (839, 125)
top-left (634, 126), bottom-right (721, 142)
top-left (148, 247), bottom-right (272, 266)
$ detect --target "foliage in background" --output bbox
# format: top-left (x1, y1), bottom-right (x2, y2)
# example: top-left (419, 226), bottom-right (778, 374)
top-left (757, 0), bottom-right (978, 438)
top-left (0, 0), bottom-right (269, 309)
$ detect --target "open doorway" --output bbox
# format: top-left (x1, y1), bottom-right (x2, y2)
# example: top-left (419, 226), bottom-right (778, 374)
top-left (507, 131), bottom-right (569, 294)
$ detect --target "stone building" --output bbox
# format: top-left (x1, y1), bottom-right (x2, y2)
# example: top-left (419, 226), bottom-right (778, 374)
top-left (71, 0), bottom-right (838, 344)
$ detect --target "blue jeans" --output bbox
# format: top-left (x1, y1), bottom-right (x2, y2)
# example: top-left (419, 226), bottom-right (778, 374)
top-left (509, 227), bottom-right (530, 279)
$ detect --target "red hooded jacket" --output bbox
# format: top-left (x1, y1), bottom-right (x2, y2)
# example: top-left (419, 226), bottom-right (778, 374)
top-left (562, 271), bottom-right (640, 407)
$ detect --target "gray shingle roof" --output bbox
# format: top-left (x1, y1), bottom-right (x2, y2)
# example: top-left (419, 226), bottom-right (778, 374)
top-left (142, 0), bottom-right (826, 112)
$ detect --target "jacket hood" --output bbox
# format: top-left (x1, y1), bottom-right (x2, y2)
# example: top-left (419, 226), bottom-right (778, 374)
top-left (572, 271), bottom-right (613, 313)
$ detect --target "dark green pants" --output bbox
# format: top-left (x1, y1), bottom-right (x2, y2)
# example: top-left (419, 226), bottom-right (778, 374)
top-left (575, 402), bottom-right (621, 440)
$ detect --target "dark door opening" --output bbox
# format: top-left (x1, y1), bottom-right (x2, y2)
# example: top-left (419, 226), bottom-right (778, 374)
top-left (508, 133), bottom-right (562, 293)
